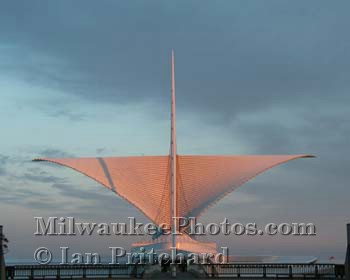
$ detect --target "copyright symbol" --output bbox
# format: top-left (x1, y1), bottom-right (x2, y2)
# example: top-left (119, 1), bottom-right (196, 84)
top-left (34, 247), bottom-right (52, 264)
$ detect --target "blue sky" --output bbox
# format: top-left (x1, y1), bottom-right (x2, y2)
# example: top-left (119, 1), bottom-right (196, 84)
top-left (0, 0), bottom-right (349, 262)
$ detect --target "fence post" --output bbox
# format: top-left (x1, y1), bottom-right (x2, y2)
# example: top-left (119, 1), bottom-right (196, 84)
top-left (263, 265), bottom-right (266, 278)
top-left (289, 265), bottom-right (293, 278)
top-left (30, 267), bottom-right (34, 280)
top-left (346, 224), bottom-right (350, 280)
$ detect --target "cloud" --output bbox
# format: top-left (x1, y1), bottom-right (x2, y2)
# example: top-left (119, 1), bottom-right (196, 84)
top-left (35, 148), bottom-right (74, 158)
top-left (96, 148), bottom-right (106, 155)
top-left (0, 154), bottom-right (67, 210)
top-left (50, 183), bottom-right (130, 210)
top-left (51, 183), bottom-right (110, 201)
top-left (17, 172), bottom-right (65, 184)
top-left (0, 150), bottom-right (122, 214)
top-left (0, 155), bottom-right (9, 175)
top-left (11, 166), bottom-right (66, 184)
top-left (33, 106), bottom-right (87, 122)
top-left (0, 182), bottom-right (52, 209)
top-left (1, 1), bottom-right (349, 120)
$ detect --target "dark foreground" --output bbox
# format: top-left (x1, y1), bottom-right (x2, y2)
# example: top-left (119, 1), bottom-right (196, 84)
top-left (5, 263), bottom-right (346, 279)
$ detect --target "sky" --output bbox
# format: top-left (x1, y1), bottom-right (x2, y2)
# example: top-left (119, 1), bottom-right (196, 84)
top-left (0, 0), bottom-right (349, 263)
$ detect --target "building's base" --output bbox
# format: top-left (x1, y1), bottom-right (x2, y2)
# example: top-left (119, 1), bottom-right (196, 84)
top-left (132, 233), bottom-right (217, 258)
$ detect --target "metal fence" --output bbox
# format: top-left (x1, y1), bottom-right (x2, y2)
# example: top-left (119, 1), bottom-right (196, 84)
top-left (6, 263), bottom-right (346, 279)
top-left (6, 264), bottom-right (145, 279)
top-left (199, 263), bottom-right (345, 278)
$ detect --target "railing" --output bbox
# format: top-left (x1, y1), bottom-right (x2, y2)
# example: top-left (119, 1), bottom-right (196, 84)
top-left (199, 263), bottom-right (345, 278)
top-left (6, 263), bottom-right (346, 279)
top-left (6, 264), bottom-right (145, 279)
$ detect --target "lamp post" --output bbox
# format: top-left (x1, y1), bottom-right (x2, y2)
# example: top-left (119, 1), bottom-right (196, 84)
top-left (0, 225), bottom-right (6, 280)
top-left (346, 223), bottom-right (350, 280)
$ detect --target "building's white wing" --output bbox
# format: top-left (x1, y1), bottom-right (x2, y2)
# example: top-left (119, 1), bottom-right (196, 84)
top-left (34, 154), bottom-right (313, 230)
top-left (34, 156), bottom-right (171, 226)
top-left (177, 155), bottom-right (314, 223)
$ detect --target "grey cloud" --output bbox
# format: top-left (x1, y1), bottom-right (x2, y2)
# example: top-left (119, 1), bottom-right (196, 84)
top-left (49, 182), bottom-right (136, 219)
top-left (0, 150), bottom-right (71, 181)
top-left (96, 148), bottom-right (106, 155)
top-left (17, 173), bottom-right (65, 184)
top-left (48, 109), bottom-right (86, 122)
top-left (1, 0), bottom-right (349, 214)
top-left (0, 183), bottom-right (50, 208)
top-left (51, 183), bottom-right (108, 201)
top-left (24, 200), bottom-right (62, 211)
top-left (1, 0), bottom-right (349, 119)
top-left (35, 148), bottom-right (74, 158)
top-left (0, 167), bottom-right (6, 176)
top-left (51, 183), bottom-right (127, 207)
top-left (0, 155), bottom-right (9, 176)
top-left (14, 167), bottom-right (66, 184)
top-left (0, 189), bottom-right (46, 202)
top-left (33, 105), bottom-right (87, 122)
top-left (0, 157), bottom-right (67, 208)
top-left (0, 155), bottom-right (9, 165)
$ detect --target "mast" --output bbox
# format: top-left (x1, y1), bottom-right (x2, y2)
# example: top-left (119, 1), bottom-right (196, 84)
top-left (170, 49), bottom-right (177, 253)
